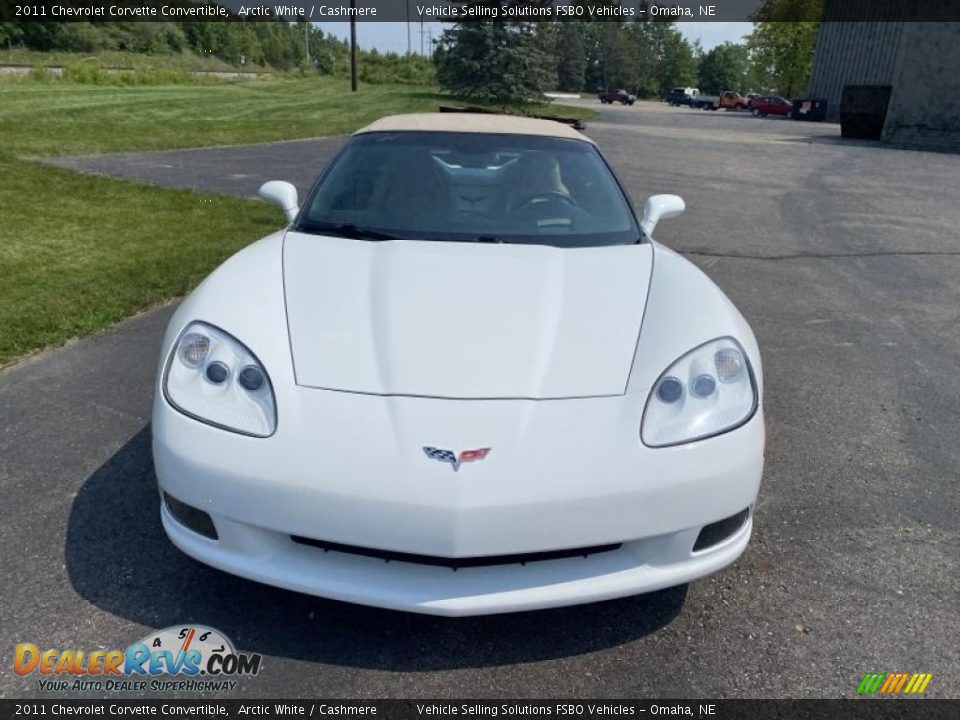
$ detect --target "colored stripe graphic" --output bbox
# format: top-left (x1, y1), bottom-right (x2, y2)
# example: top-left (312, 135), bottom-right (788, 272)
top-left (912, 674), bottom-right (933, 694)
top-left (857, 673), bottom-right (886, 694)
top-left (858, 672), bottom-right (933, 695)
top-left (879, 674), bottom-right (899, 694)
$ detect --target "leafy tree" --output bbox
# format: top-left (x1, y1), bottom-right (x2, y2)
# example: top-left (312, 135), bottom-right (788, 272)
top-left (639, 21), bottom-right (698, 97)
top-left (698, 41), bottom-right (750, 95)
top-left (747, 22), bottom-right (819, 97)
top-left (132, 23), bottom-right (187, 54)
top-left (746, 0), bottom-right (822, 96)
top-left (55, 23), bottom-right (108, 52)
top-left (595, 22), bottom-right (636, 91)
top-left (15, 22), bottom-right (63, 51)
top-left (435, 3), bottom-right (556, 103)
top-left (750, 0), bottom-right (822, 22)
top-left (555, 23), bottom-right (586, 92)
top-left (579, 23), bottom-right (605, 92)
top-left (563, 10), bottom-right (697, 98)
top-left (0, 22), bottom-right (24, 49)
top-left (567, 2), bottom-right (634, 92)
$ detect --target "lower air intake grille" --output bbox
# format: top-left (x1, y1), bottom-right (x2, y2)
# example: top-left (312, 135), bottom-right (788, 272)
top-left (291, 536), bottom-right (621, 570)
top-left (693, 508), bottom-right (750, 551)
top-left (164, 492), bottom-right (218, 540)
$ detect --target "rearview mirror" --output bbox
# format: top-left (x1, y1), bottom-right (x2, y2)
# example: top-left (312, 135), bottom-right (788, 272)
top-left (640, 194), bottom-right (685, 238)
top-left (258, 181), bottom-right (299, 223)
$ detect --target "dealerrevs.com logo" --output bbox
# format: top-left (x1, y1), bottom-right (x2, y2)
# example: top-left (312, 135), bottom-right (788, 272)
top-left (14, 625), bottom-right (262, 693)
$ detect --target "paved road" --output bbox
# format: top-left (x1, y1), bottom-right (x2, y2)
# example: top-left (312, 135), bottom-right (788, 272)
top-left (4, 101), bottom-right (959, 699)
top-left (48, 135), bottom-right (346, 199)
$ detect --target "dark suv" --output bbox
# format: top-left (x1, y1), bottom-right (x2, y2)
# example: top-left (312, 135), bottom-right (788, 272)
top-left (598, 89), bottom-right (636, 105)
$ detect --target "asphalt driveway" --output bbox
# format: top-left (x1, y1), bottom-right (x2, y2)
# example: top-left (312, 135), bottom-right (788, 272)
top-left (3, 100), bottom-right (959, 699)
top-left (48, 134), bottom-right (346, 199)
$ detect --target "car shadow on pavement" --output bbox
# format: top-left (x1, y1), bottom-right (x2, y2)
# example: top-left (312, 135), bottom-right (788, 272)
top-left (66, 425), bottom-right (687, 671)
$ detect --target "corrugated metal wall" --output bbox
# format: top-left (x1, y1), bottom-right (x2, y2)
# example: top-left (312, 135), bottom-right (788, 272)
top-left (807, 21), bottom-right (905, 121)
top-left (807, 0), bottom-right (960, 148)
top-left (883, 22), bottom-right (960, 150)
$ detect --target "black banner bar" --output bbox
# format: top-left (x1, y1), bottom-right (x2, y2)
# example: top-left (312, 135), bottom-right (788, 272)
top-left (2, 700), bottom-right (960, 720)
top-left (5, 0), bottom-right (960, 23)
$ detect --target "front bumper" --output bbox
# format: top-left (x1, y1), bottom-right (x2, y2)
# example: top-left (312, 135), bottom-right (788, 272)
top-left (153, 388), bottom-right (764, 616)
top-left (162, 501), bottom-right (752, 616)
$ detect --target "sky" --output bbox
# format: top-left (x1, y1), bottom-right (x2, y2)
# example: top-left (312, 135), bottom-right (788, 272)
top-left (316, 21), bottom-right (754, 56)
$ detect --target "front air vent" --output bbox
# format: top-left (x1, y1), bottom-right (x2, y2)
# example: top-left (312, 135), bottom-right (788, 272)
top-left (693, 508), bottom-right (750, 551)
top-left (291, 536), bottom-right (621, 570)
top-left (164, 493), bottom-right (218, 540)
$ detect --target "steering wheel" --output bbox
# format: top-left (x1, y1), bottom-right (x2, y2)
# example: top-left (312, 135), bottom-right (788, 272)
top-left (512, 191), bottom-right (577, 211)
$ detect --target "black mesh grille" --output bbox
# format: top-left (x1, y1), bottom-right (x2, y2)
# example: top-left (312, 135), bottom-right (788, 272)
top-left (693, 508), bottom-right (750, 551)
top-left (291, 536), bottom-right (621, 570)
top-left (164, 493), bottom-right (218, 540)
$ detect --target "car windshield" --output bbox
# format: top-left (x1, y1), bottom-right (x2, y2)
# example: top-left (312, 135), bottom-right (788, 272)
top-left (296, 131), bottom-right (640, 248)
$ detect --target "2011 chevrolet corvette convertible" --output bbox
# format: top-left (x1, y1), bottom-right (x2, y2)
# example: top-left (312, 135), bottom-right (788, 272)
top-left (153, 113), bottom-right (764, 616)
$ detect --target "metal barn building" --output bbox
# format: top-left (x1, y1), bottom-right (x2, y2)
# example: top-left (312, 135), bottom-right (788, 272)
top-left (807, 1), bottom-right (960, 150)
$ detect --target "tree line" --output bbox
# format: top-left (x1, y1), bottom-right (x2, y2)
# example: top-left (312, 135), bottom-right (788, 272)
top-left (0, 18), bottom-right (433, 84)
top-left (0, 19), bottom-right (331, 70)
top-left (435, 0), bottom-right (822, 102)
top-left (1, 0), bottom-right (820, 98)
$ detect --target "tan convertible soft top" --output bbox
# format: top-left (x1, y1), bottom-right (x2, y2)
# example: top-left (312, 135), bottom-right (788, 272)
top-left (354, 113), bottom-right (593, 143)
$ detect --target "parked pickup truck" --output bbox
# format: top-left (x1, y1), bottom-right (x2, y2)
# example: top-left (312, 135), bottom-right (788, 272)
top-left (666, 87), bottom-right (700, 106)
top-left (598, 89), bottom-right (636, 105)
top-left (691, 91), bottom-right (750, 111)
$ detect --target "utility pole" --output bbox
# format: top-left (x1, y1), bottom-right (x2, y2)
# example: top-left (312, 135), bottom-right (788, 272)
top-left (304, 21), bottom-right (309, 68)
top-left (406, 0), bottom-right (412, 55)
top-left (350, 0), bottom-right (358, 92)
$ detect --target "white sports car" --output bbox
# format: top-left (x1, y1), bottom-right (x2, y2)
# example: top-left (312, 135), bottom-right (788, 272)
top-left (153, 113), bottom-right (764, 616)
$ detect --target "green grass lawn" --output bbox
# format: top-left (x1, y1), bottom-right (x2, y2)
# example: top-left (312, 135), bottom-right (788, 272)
top-left (0, 78), bottom-right (445, 156)
top-left (0, 77), bottom-right (593, 157)
top-left (0, 158), bottom-right (279, 363)
top-left (0, 75), bottom-right (595, 366)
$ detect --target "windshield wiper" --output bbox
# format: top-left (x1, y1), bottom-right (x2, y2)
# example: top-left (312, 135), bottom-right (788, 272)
top-left (474, 235), bottom-right (510, 244)
top-left (297, 222), bottom-right (399, 241)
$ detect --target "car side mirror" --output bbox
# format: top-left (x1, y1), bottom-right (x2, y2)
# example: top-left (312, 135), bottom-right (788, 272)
top-left (640, 194), bottom-right (685, 238)
top-left (258, 181), bottom-right (299, 223)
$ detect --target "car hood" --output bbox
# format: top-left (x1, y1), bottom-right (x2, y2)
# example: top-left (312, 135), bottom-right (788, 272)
top-left (282, 232), bottom-right (653, 399)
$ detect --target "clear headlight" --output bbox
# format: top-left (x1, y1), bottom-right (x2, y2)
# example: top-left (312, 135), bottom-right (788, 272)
top-left (641, 337), bottom-right (756, 447)
top-left (164, 322), bottom-right (277, 437)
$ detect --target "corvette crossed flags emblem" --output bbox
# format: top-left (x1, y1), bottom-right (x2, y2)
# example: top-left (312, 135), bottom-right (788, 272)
top-left (422, 446), bottom-right (491, 472)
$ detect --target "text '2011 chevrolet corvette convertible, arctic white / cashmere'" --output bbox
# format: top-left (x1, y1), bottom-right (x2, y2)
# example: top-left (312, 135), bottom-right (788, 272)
top-left (152, 113), bottom-right (764, 615)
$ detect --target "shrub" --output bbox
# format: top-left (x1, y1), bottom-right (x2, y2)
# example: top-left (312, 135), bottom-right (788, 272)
top-left (57, 22), bottom-right (108, 53)
top-left (63, 62), bottom-right (108, 84)
top-left (357, 52), bottom-right (435, 86)
top-left (31, 64), bottom-right (53, 83)
top-left (58, 62), bottom-right (207, 86)
top-left (129, 67), bottom-right (198, 85)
